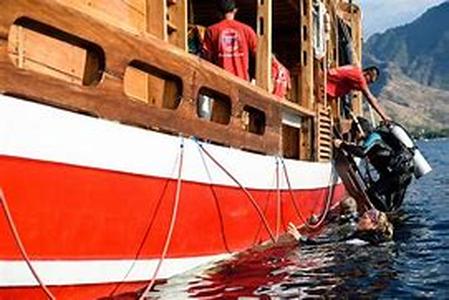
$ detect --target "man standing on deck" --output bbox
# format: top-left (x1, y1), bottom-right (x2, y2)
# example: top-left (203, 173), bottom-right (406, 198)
top-left (202, 0), bottom-right (258, 81)
top-left (327, 65), bottom-right (391, 121)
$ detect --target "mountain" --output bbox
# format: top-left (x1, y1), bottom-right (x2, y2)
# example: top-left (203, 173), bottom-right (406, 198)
top-left (363, 1), bottom-right (449, 135)
top-left (365, 1), bottom-right (449, 90)
top-left (360, 0), bottom-right (447, 38)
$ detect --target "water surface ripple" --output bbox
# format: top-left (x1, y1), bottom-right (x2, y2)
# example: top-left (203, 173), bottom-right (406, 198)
top-left (152, 139), bottom-right (449, 299)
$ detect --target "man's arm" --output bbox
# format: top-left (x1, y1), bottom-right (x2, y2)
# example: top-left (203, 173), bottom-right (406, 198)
top-left (288, 223), bottom-right (319, 245)
top-left (361, 87), bottom-right (391, 121)
top-left (247, 27), bottom-right (258, 57)
top-left (334, 139), bottom-right (367, 157)
top-left (201, 29), bottom-right (214, 62)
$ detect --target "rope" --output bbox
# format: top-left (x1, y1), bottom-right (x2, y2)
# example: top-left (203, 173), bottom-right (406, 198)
top-left (275, 157), bottom-right (282, 241)
top-left (280, 158), bottom-right (337, 230)
top-left (109, 152), bottom-right (180, 296)
top-left (138, 139), bottom-right (185, 300)
top-left (252, 167), bottom-right (276, 245)
top-left (0, 189), bottom-right (55, 300)
top-left (197, 145), bottom-right (231, 253)
top-left (279, 159), bottom-right (310, 225)
top-left (195, 141), bottom-right (276, 243)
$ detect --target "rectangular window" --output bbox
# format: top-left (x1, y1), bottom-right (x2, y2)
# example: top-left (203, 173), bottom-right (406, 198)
top-left (282, 124), bottom-right (300, 159)
top-left (124, 61), bottom-right (182, 109)
top-left (197, 88), bottom-right (232, 125)
top-left (242, 105), bottom-right (266, 135)
top-left (282, 110), bottom-right (303, 159)
top-left (8, 18), bottom-right (104, 86)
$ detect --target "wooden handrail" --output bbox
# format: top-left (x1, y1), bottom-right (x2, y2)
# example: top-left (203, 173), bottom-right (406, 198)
top-left (279, 99), bottom-right (316, 117)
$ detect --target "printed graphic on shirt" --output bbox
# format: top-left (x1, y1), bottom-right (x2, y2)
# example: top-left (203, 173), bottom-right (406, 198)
top-left (219, 28), bottom-right (244, 58)
top-left (272, 58), bottom-right (291, 98)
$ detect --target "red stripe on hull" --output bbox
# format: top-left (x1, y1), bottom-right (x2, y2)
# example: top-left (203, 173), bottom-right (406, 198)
top-left (0, 281), bottom-right (149, 300)
top-left (0, 155), bottom-right (345, 260)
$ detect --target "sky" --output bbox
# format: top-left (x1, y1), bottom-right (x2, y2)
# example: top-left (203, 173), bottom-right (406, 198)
top-left (359, 0), bottom-right (448, 38)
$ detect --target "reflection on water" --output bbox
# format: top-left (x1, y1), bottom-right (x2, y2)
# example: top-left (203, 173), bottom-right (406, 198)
top-left (151, 139), bottom-right (449, 299)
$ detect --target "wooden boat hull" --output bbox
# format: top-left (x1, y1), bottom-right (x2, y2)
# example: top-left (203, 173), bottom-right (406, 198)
top-left (0, 95), bottom-right (345, 299)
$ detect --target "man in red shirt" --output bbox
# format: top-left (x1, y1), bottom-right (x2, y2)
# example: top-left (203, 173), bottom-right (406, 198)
top-left (202, 0), bottom-right (258, 81)
top-left (272, 56), bottom-right (291, 98)
top-left (327, 65), bottom-right (391, 121)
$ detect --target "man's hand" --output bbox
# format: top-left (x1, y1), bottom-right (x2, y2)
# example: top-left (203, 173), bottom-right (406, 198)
top-left (287, 222), bottom-right (303, 241)
top-left (333, 139), bottom-right (343, 148)
top-left (381, 118), bottom-right (393, 126)
top-left (381, 115), bottom-right (393, 123)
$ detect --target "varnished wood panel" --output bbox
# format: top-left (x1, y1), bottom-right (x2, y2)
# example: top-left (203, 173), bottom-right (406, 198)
top-left (167, 0), bottom-right (187, 49)
top-left (299, 117), bottom-right (314, 161)
top-left (124, 66), bottom-right (149, 103)
top-left (8, 24), bottom-right (88, 85)
top-left (56, 0), bottom-right (146, 33)
top-left (350, 4), bottom-right (363, 115)
top-left (256, 0), bottom-right (272, 91)
top-left (1, 0), bottom-right (301, 156)
top-left (298, 0), bottom-right (314, 110)
top-left (146, 0), bottom-right (166, 39)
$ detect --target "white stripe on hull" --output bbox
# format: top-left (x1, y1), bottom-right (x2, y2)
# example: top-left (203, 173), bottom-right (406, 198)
top-left (0, 95), bottom-right (334, 190)
top-left (0, 255), bottom-right (229, 287)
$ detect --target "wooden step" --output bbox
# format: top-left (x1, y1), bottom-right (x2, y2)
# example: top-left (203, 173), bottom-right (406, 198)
top-left (167, 20), bottom-right (178, 33)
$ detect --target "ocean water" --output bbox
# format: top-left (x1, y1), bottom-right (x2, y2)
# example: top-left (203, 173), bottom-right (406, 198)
top-left (150, 139), bottom-right (449, 299)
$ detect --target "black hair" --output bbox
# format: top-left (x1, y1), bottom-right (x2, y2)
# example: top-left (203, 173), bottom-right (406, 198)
top-left (351, 117), bottom-right (374, 137)
top-left (363, 66), bottom-right (380, 82)
top-left (218, 0), bottom-right (237, 14)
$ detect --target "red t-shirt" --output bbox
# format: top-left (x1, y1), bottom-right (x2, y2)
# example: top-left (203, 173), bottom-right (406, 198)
top-left (272, 57), bottom-right (291, 98)
top-left (203, 19), bottom-right (258, 81)
top-left (326, 65), bottom-right (368, 98)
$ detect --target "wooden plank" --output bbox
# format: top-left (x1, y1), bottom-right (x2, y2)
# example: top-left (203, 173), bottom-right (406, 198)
top-left (83, 47), bottom-right (103, 85)
top-left (289, 67), bottom-right (300, 103)
top-left (147, 75), bottom-right (166, 107)
top-left (350, 4), bottom-right (363, 115)
top-left (124, 65), bottom-right (182, 109)
top-left (8, 25), bottom-right (88, 85)
top-left (299, 117), bottom-right (313, 161)
top-left (123, 66), bottom-right (149, 103)
top-left (146, 0), bottom-right (167, 40)
top-left (57, 0), bottom-right (146, 33)
top-left (319, 148), bottom-right (332, 154)
top-left (319, 131), bottom-right (332, 138)
top-left (256, 0), bottom-right (272, 91)
top-left (313, 67), bottom-right (325, 105)
top-left (298, 0), bottom-right (314, 110)
top-left (167, 0), bottom-right (187, 49)
top-left (279, 98), bottom-right (315, 117)
top-left (319, 140), bottom-right (332, 147)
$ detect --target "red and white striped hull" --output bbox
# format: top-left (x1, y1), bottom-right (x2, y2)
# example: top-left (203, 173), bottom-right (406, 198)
top-left (0, 95), bottom-right (345, 299)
